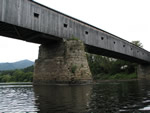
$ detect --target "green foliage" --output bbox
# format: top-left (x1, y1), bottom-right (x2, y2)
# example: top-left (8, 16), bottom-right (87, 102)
top-left (71, 65), bottom-right (77, 74)
top-left (0, 66), bottom-right (33, 83)
top-left (132, 40), bottom-right (143, 48)
top-left (109, 73), bottom-right (137, 80)
top-left (23, 65), bottom-right (34, 73)
top-left (1, 75), bottom-right (11, 82)
top-left (87, 53), bottom-right (138, 80)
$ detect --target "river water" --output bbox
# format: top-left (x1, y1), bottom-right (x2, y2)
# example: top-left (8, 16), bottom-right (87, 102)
top-left (1, 80), bottom-right (150, 113)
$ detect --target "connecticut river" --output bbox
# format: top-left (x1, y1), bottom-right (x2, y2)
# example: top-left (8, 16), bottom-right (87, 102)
top-left (1, 80), bottom-right (150, 113)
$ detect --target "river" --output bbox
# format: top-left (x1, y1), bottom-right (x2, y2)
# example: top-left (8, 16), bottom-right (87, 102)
top-left (1, 80), bottom-right (150, 113)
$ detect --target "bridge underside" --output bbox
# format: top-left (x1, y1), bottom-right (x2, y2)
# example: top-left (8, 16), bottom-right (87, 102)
top-left (0, 21), bottom-right (60, 44)
top-left (0, 21), bottom-right (148, 65)
top-left (86, 45), bottom-right (149, 64)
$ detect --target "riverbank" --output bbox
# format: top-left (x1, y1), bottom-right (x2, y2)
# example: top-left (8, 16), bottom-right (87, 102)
top-left (0, 79), bottom-right (138, 86)
top-left (93, 78), bottom-right (138, 84)
top-left (0, 82), bottom-right (32, 85)
top-left (93, 73), bottom-right (137, 80)
top-left (0, 72), bottom-right (138, 85)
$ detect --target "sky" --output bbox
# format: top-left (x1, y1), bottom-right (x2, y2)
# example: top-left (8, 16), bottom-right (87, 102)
top-left (0, 0), bottom-right (150, 63)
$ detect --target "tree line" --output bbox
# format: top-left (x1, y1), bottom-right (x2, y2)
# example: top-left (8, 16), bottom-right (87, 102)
top-left (87, 54), bottom-right (137, 80)
top-left (0, 66), bottom-right (33, 82)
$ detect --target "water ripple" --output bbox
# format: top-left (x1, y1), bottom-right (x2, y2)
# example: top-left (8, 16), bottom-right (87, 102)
top-left (0, 84), bottom-right (38, 112)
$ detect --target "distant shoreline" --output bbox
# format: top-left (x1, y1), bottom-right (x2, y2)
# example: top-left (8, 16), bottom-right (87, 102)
top-left (0, 82), bottom-right (33, 85)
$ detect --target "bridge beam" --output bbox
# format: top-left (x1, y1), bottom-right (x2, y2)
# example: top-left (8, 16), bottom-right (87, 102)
top-left (137, 65), bottom-right (150, 79)
top-left (34, 39), bottom-right (92, 84)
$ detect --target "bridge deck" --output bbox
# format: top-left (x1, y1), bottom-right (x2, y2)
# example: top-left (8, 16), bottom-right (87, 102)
top-left (0, 0), bottom-right (150, 64)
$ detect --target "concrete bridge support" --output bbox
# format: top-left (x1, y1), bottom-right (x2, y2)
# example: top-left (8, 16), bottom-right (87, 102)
top-left (34, 39), bottom-right (92, 84)
top-left (137, 65), bottom-right (150, 79)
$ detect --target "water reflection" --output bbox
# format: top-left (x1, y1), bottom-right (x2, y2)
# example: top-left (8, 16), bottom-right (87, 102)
top-left (1, 80), bottom-right (150, 112)
top-left (88, 81), bottom-right (150, 113)
top-left (88, 83), bottom-right (120, 113)
top-left (117, 80), bottom-right (150, 112)
top-left (33, 81), bottom-right (150, 113)
top-left (33, 85), bottom-right (92, 113)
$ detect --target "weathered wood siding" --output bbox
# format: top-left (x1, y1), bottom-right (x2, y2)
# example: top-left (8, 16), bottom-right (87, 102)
top-left (0, 0), bottom-right (150, 63)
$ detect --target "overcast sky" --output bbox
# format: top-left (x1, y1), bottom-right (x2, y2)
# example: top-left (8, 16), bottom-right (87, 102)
top-left (0, 0), bottom-right (150, 63)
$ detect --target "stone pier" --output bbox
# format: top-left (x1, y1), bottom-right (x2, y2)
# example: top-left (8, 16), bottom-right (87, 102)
top-left (34, 40), bottom-right (92, 84)
top-left (137, 65), bottom-right (150, 79)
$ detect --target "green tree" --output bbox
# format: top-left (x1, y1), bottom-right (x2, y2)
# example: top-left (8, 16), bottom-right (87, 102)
top-left (0, 65), bottom-right (34, 83)
top-left (24, 72), bottom-right (33, 82)
top-left (87, 53), bottom-right (137, 80)
top-left (11, 70), bottom-right (25, 82)
top-left (1, 75), bottom-right (11, 82)
top-left (132, 40), bottom-right (143, 48)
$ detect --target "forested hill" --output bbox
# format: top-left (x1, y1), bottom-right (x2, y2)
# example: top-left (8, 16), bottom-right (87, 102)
top-left (0, 60), bottom-right (34, 71)
top-left (0, 65), bottom-right (34, 82)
